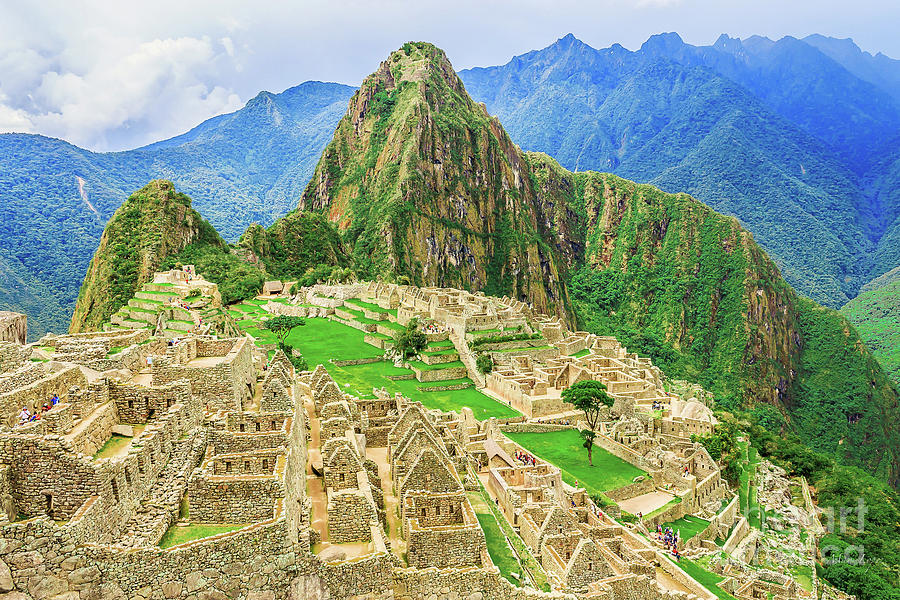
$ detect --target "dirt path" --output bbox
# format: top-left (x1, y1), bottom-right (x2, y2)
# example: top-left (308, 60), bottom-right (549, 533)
top-left (305, 399), bottom-right (328, 544)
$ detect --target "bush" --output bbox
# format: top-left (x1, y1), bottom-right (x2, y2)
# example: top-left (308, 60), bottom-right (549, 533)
top-left (394, 317), bottom-right (427, 360)
top-left (476, 354), bottom-right (493, 374)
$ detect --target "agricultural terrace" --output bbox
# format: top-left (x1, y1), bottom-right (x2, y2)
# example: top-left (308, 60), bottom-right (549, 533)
top-left (231, 301), bottom-right (520, 420)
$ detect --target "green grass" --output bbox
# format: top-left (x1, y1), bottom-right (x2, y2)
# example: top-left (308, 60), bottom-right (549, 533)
top-left (344, 298), bottom-right (394, 314)
top-left (468, 492), bottom-right (522, 586)
top-left (663, 515), bottom-right (710, 541)
top-left (330, 361), bottom-right (518, 420)
top-left (676, 557), bottom-right (738, 600)
top-left (427, 339), bottom-right (455, 348)
top-left (233, 314), bottom-right (519, 420)
top-left (570, 348), bottom-right (591, 358)
top-left (504, 430), bottom-right (646, 494)
top-left (158, 523), bottom-right (249, 548)
top-left (93, 434), bottom-right (132, 460)
top-left (107, 346), bottom-right (125, 356)
top-left (468, 488), bottom-right (549, 591)
top-left (284, 318), bottom-right (385, 365)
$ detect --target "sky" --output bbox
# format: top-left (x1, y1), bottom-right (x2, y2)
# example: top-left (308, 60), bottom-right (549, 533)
top-left (1, 0), bottom-right (898, 152)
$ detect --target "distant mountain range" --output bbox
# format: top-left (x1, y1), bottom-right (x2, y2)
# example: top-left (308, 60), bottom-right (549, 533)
top-left (3, 33), bottom-right (900, 338)
top-left (0, 81), bottom-right (353, 337)
top-left (458, 33), bottom-right (900, 308)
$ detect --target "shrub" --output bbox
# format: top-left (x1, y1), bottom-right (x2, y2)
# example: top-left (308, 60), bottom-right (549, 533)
top-left (476, 354), bottom-right (493, 374)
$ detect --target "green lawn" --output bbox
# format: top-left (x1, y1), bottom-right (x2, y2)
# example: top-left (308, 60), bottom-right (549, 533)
top-left (284, 318), bottom-right (385, 366)
top-left (663, 515), bottom-right (710, 541)
top-left (570, 348), bottom-right (591, 358)
top-left (427, 339), bottom-right (455, 348)
top-left (505, 430), bottom-right (646, 494)
top-left (233, 313), bottom-right (519, 420)
top-left (407, 359), bottom-right (466, 371)
top-left (676, 557), bottom-right (738, 600)
top-left (159, 523), bottom-right (249, 548)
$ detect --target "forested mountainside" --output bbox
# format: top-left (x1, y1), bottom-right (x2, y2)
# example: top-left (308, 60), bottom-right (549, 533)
top-left (69, 181), bottom-right (228, 332)
top-left (842, 267), bottom-right (900, 388)
top-left (0, 82), bottom-right (353, 338)
top-left (458, 33), bottom-right (900, 308)
top-left (289, 41), bottom-right (900, 486)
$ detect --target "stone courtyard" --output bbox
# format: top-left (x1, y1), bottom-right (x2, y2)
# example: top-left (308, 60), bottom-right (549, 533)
top-left (0, 276), bottom-right (841, 600)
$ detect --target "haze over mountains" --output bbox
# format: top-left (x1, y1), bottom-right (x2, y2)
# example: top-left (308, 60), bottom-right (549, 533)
top-left (3, 33), bottom-right (900, 339)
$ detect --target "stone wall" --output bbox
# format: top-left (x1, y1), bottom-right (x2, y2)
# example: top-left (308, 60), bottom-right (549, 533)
top-left (0, 312), bottom-right (26, 344)
top-left (0, 363), bottom-right (87, 427)
top-left (153, 337), bottom-right (253, 411)
top-left (187, 469), bottom-right (284, 523)
top-left (327, 489), bottom-right (376, 543)
top-left (0, 341), bottom-right (29, 375)
top-left (109, 379), bottom-right (192, 424)
top-left (67, 401), bottom-right (119, 456)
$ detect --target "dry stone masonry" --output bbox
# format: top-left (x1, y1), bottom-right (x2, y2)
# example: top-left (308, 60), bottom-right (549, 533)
top-left (0, 281), bottom-right (838, 600)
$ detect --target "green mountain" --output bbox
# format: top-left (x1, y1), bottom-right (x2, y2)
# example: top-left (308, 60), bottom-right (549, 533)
top-left (286, 42), bottom-right (900, 487)
top-left (0, 82), bottom-right (354, 338)
top-left (71, 180), bottom-right (350, 334)
top-left (70, 180), bottom-right (228, 332)
top-left (841, 267), bottom-right (900, 387)
top-left (458, 34), bottom-right (900, 308)
top-left (296, 42), bottom-right (577, 321)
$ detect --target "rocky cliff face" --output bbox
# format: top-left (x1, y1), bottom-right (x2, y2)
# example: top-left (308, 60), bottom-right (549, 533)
top-left (69, 180), bottom-right (225, 333)
top-left (297, 42), bottom-right (577, 322)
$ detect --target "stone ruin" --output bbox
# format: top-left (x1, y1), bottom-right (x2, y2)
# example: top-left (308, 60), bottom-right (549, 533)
top-left (0, 279), bottom-right (827, 600)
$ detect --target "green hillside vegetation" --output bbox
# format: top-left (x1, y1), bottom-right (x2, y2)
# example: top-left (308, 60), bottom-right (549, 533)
top-left (841, 274), bottom-right (900, 386)
top-left (69, 180), bottom-right (226, 332)
top-left (0, 82), bottom-right (354, 338)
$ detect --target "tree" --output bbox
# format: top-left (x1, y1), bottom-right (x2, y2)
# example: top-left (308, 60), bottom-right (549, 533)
top-left (476, 354), bottom-right (493, 374)
top-left (562, 380), bottom-right (614, 466)
top-left (394, 317), bottom-right (427, 360)
top-left (263, 315), bottom-right (305, 346)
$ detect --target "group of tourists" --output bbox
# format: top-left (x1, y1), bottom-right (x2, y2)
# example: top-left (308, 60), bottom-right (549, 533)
top-left (651, 400), bottom-right (665, 411)
top-left (655, 524), bottom-right (682, 560)
top-left (514, 449), bottom-right (537, 466)
top-left (421, 322), bottom-right (444, 334)
top-left (17, 394), bottom-right (60, 425)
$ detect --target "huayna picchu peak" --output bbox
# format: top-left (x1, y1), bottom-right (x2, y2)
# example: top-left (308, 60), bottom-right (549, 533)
top-left (1, 33), bottom-right (899, 600)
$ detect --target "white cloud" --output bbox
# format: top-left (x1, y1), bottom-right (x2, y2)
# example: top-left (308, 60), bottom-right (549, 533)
top-left (0, 6), bottom-right (246, 150)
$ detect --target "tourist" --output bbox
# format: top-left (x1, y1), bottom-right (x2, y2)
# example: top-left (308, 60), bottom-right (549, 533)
top-left (18, 407), bottom-right (30, 425)
top-left (50, 394), bottom-right (59, 405)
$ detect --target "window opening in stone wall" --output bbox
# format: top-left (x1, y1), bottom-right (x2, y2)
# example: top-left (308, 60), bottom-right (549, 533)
top-left (240, 423), bottom-right (246, 432)
top-left (262, 459), bottom-right (269, 471)
top-left (255, 422), bottom-right (261, 432)
top-left (244, 461), bottom-right (250, 472)
top-left (271, 420), bottom-right (277, 430)
top-left (225, 461), bottom-right (232, 473)
top-left (45, 493), bottom-right (53, 518)
top-left (128, 399), bottom-right (134, 409)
